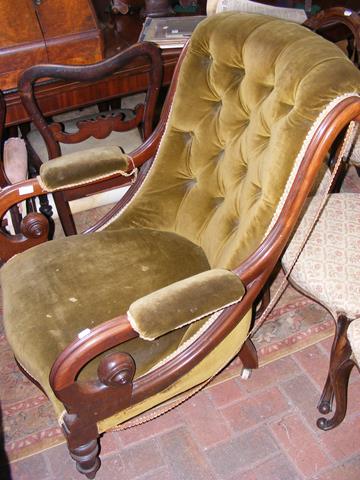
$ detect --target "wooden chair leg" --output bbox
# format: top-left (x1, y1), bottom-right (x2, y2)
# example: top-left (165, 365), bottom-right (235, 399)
top-left (63, 414), bottom-right (101, 479)
top-left (317, 314), bottom-right (354, 431)
top-left (318, 373), bottom-right (334, 415)
top-left (239, 338), bottom-right (258, 370)
top-left (317, 315), bottom-right (346, 415)
top-left (53, 191), bottom-right (77, 236)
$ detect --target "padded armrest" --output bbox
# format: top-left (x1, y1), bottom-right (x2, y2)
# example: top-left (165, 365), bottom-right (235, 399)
top-left (127, 269), bottom-right (245, 341)
top-left (38, 146), bottom-right (135, 192)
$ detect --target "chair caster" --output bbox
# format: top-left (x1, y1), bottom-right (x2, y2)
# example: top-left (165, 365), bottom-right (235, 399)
top-left (318, 400), bottom-right (332, 415)
top-left (240, 368), bottom-right (252, 380)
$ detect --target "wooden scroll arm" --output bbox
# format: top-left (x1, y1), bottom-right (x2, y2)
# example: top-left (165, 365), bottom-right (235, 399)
top-left (49, 315), bottom-right (138, 395)
top-left (236, 99), bottom-right (360, 286)
top-left (0, 179), bottom-right (50, 263)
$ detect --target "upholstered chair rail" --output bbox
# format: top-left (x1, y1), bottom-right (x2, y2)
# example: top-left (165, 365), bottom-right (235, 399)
top-left (128, 269), bottom-right (245, 340)
top-left (38, 146), bottom-right (134, 192)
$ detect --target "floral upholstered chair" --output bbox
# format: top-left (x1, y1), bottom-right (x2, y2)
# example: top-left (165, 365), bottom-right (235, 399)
top-left (282, 190), bottom-right (360, 430)
top-left (1, 12), bottom-right (360, 478)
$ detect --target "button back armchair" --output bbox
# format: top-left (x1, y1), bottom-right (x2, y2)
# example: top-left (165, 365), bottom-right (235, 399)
top-left (1, 13), bottom-right (360, 478)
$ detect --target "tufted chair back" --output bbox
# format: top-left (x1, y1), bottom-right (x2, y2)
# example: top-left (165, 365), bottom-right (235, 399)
top-left (111, 13), bottom-right (360, 269)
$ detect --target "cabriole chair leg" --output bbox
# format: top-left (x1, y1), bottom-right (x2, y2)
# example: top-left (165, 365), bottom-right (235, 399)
top-left (317, 314), bottom-right (354, 431)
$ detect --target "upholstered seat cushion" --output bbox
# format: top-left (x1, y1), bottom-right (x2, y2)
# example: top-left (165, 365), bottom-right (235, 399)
top-left (348, 319), bottom-right (360, 366)
top-left (282, 193), bottom-right (360, 318)
top-left (1, 228), bottom-right (212, 415)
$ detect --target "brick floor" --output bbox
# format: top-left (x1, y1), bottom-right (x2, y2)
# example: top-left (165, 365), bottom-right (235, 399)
top-left (2, 337), bottom-right (360, 480)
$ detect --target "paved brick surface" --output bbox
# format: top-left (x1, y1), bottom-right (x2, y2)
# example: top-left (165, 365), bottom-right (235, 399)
top-left (3, 337), bottom-right (360, 480)
top-left (206, 426), bottom-right (279, 478)
top-left (270, 414), bottom-right (330, 477)
top-left (293, 344), bottom-right (331, 389)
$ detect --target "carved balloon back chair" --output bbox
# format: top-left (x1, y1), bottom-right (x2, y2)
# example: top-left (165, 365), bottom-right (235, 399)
top-left (1, 12), bottom-right (360, 478)
top-left (18, 42), bottom-right (162, 236)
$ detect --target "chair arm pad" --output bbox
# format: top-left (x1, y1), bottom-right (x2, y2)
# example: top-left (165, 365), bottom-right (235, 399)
top-left (127, 269), bottom-right (245, 341)
top-left (38, 146), bottom-right (135, 192)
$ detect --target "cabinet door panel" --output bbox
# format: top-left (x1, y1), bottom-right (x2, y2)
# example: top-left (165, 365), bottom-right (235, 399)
top-left (0, 0), bottom-right (47, 90)
top-left (35, 0), bottom-right (104, 65)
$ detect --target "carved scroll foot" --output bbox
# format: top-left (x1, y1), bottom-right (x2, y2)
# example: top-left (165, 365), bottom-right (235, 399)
top-left (317, 374), bottom-right (334, 414)
top-left (70, 439), bottom-right (101, 479)
top-left (317, 315), bottom-right (354, 431)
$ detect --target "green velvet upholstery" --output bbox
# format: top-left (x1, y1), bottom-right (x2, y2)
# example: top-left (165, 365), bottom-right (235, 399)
top-left (2, 228), bottom-right (211, 415)
top-left (39, 146), bottom-right (132, 191)
top-left (110, 13), bottom-right (360, 269)
top-left (2, 13), bottom-right (360, 426)
top-left (128, 269), bottom-right (245, 340)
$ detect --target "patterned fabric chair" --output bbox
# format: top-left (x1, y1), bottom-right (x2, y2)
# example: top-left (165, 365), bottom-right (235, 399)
top-left (1, 12), bottom-right (360, 478)
top-left (282, 192), bottom-right (360, 430)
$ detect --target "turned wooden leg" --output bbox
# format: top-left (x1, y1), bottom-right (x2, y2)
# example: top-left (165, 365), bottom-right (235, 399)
top-left (69, 439), bottom-right (100, 479)
top-left (53, 191), bottom-right (77, 236)
top-left (317, 314), bottom-right (354, 431)
top-left (62, 414), bottom-right (101, 479)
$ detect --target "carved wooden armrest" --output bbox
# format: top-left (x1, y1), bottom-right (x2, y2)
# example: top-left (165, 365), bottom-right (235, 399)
top-left (50, 315), bottom-right (138, 419)
top-left (0, 179), bottom-right (49, 263)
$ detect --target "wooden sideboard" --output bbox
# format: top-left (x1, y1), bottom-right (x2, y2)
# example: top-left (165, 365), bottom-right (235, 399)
top-left (0, 0), bottom-right (104, 92)
top-left (3, 1), bottom-right (207, 127)
top-left (2, 0), bottom-right (358, 127)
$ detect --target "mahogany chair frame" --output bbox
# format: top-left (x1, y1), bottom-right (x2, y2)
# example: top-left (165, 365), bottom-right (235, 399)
top-left (18, 41), bottom-right (163, 236)
top-left (1, 35), bottom-right (360, 475)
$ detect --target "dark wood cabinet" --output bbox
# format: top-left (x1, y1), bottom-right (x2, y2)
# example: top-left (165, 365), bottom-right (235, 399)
top-left (1, 0), bottom-right (358, 127)
top-left (0, 0), bottom-right (104, 91)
